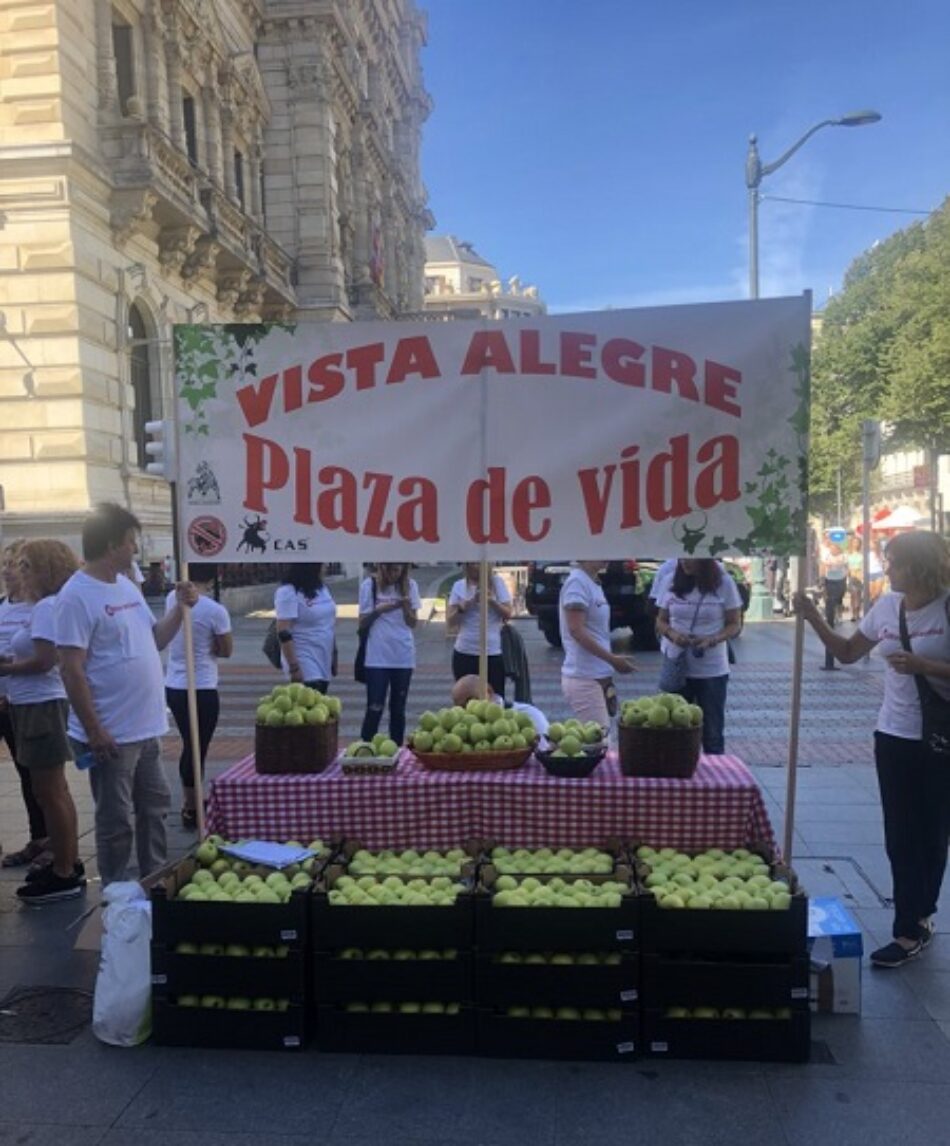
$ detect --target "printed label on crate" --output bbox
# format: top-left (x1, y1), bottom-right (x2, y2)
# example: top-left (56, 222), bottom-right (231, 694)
top-left (280, 929), bottom-right (299, 941)
top-left (617, 1041), bottom-right (635, 1054)
top-left (650, 1041), bottom-right (669, 1053)
top-left (283, 1035), bottom-right (302, 1047)
top-left (791, 987), bottom-right (809, 999)
top-left (151, 974), bottom-right (167, 985)
top-left (619, 989), bottom-right (638, 1002)
top-left (616, 929), bottom-right (634, 941)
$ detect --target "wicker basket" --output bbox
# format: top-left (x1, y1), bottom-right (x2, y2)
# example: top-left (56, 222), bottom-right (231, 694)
top-left (413, 746), bottom-right (533, 773)
top-left (255, 720), bottom-right (339, 774)
top-left (536, 744), bottom-right (607, 779)
top-left (340, 753), bottom-right (400, 777)
top-left (618, 722), bottom-right (701, 779)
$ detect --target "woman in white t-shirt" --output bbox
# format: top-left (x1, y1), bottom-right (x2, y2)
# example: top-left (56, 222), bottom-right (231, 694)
top-left (795, 531), bottom-right (950, 969)
top-left (274, 564), bottom-right (337, 693)
top-left (164, 564), bottom-right (233, 830)
top-left (448, 563), bottom-right (513, 700)
top-left (559, 560), bottom-right (636, 728)
top-left (0, 540), bottom-right (50, 871)
top-left (0, 540), bottom-right (83, 905)
top-left (657, 559), bottom-right (743, 755)
top-left (357, 563), bottom-right (420, 745)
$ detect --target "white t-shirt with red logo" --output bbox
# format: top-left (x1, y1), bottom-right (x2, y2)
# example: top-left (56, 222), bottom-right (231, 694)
top-left (55, 571), bottom-right (167, 744)
top-left (0, 598), bottom-right (32, 700)
top-left (859, 591), bottom-right (950, 741)
top-left (7, 595), bottom-right (66, 705)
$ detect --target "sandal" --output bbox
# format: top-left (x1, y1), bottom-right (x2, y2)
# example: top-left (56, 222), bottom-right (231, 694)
top-left (181, 808), bottom-right (198, 830)
top-left (26, 849), bottom-right (55, 876)
top-left (1, 838), bottom-right (50, 868)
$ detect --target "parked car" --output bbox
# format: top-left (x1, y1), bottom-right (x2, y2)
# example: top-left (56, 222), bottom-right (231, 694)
top-left (524, 559), bottom-right (751, 649)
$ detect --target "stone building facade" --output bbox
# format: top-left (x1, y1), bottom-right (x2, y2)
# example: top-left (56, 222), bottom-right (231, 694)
top-left (0, 0), bottom-right (432, 562)
top-left (423, 234), bottom-right (545, 321)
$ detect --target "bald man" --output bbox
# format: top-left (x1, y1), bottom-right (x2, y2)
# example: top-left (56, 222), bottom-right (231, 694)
top-left (451, 674), bottom-right (549, 735)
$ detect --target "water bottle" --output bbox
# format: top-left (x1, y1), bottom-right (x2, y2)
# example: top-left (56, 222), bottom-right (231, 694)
top-left (75, 749), bottom-right (98, 771)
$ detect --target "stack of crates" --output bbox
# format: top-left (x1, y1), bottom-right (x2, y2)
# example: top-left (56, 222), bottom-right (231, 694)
top-left (150, 856), bottom-right (311, 1051)
top-left (636, 847), bottom-right (810, 1063)
top-left (311, 846), bottom-right (478, 1054)
top-left (474, 847), bottom-right (640, 1061)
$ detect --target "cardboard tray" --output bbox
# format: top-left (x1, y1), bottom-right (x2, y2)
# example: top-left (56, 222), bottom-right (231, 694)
top-left (151, 856), bottom-right (310, 947)
top-left (151, 945), bottom-right (308, 1000)
top-left (475, 954), bottom-right (639, 1009)
top-left (643, 1007), bottom-right (810, 1063)
top-left (638, 893), bottom-right (807, 956)
top-left (152, 998), bottom-right (308, 1051)
top-left (315, 1004), bottom-right (476, 1054)
top-left (314, 951), bottom-right (475, 1004)
top-left (476, 1009), bottom-right (638, 1061)
top-left (641, 953), bottom-right (810, 1010)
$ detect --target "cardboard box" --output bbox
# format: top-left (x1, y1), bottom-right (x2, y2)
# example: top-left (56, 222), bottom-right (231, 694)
top-left (807, 897), bottom-right (863, 1014)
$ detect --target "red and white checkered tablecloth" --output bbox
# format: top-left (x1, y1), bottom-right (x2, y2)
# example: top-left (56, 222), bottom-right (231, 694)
top-left (206, 751), bottom-right (777, 856)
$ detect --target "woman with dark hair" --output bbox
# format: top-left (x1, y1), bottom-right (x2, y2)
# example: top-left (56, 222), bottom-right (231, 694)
top-left (0, 541), bottom-right (50, 871)
top-left (448, 562), bottom-right (513, 700)
top-left (795, 531), bottom-right (950, 968)
top-left (656, 558), bottom-right (743, 755)
top-left (274, 563), bottom-right (337, 693)
top-left (358, 562), bottom-right (420, 745)
top-left (164, 564), bottom-right (232, 829)
top-left (0, 539), bottom-right (84, 904)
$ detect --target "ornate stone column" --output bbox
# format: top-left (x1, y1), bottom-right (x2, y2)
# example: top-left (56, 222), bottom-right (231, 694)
top-left (220, 105), bottom-right (236, 200)
top-left (164, 39), bottom-right (184, 148)
top-left (96, 0), bottom-right (118, 112)
top-left (141, 9), bottom-right (166, 129)
top-left (203, 82), bottom-right (224, 186)
top-left (249, 127), bottom-right (264, 221)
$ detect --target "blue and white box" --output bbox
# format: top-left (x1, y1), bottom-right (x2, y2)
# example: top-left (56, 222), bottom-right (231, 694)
top-left (808, 897), bottom-right (863, 1014)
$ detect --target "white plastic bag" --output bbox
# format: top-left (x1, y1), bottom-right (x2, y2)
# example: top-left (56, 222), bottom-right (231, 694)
top-left (92, 881), bottom-right (153, 1047)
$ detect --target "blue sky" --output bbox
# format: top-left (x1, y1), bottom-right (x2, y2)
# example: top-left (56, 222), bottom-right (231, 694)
top-left (420, 1), bottom-right (949, 314)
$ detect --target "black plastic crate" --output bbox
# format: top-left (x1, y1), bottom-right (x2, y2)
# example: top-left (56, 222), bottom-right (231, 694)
top-left (642, 1007), bottom-right (810, 1062)
top-left (152, 997), bottom-right (308, 1051)
top-left (315, 1003), bottom-right (475, 1054)
top-left (474, 894), bottom-right (637, 952)
top-left (151, 858), bottom-right (310, 947)
top-left (639, 894), bottom-right (807, 956)
top-left (475, 954), bottom-right (639, 1008)
top-left (151, 945), bottom-right (307, 1000)
top-left (641, 953), bottom-right (809, 1011)
top-left (314, 951), bottom-right (474, 1004)
top-left (476, 1008), bottom-right (638, 1061)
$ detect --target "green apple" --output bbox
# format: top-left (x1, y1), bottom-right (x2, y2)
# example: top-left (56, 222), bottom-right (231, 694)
top-left (507, 1006), bottom-right (531, 1018)
top-left (253, 998), bottom-right (276, 1011)
top-left (399, 1002), bottom-right (421, 1013)
top-left (265, 708), bottom-right (285, 727)
top-left (224, 944), bottom-right (249, 958)
top-left (177, 995), bottom-right (200, 1008)
top-left (227, 997), bottom-right (251, 1010)
top-left (195, 841), bottom-right (218, 867)
top-left (200, 995), bottom-right (225, 1008)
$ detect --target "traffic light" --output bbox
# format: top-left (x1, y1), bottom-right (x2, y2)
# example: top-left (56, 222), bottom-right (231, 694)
top-left (144, 419), bottom-right (177, 482)
top-left (862, 419), bottom-right (881, 469)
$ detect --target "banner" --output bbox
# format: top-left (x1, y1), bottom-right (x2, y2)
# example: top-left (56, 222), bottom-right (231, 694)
top-left (173, 298), bottom-right (810, 563)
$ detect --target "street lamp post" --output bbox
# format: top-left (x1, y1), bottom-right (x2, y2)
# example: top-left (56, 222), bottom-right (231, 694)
top-left (743, 109), bottom-right (881, 621)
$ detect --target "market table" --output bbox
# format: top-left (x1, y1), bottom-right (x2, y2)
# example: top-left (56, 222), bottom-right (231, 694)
top-left (206, 751), bottom-right (777, 855)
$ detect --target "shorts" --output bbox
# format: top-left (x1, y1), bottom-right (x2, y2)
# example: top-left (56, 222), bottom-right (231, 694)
top-left (10, 699), bottom-right (72, 770)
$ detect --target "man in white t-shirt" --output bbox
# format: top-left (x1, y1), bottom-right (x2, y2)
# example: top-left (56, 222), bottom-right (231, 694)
top-left (56, 503), bottom-right (197, 885)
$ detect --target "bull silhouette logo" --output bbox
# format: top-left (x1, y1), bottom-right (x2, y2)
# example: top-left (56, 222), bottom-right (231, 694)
top-left (672, 512), bottom-right (708, 554)
top-left (186, 461), bottom-right (221, 504)
top-left (237, 515), bottom-right (269, 554)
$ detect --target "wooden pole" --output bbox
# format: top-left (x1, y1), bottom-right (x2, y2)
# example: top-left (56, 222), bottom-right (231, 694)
top-left (782, 554), bottom-right (807, 863)
top-left (177, 559), bottom-right (206, 839)
top-left (478, 559), bottom-right (489, 699)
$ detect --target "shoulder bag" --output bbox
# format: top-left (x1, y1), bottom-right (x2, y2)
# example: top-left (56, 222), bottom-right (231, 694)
top-left (354, 579), bottom-right (378, 684)
top-left (262, 619), bottom-right (282, 670)
top-left (658, 595), bottom-right (705, 693)
top-left (899, 597), bottom-right (950, 759)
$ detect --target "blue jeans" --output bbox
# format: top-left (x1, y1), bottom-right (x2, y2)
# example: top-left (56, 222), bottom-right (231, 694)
top-left (682, 675), bottom-right (728, 754)
top-left (361, 667), bottom-right (413, 744)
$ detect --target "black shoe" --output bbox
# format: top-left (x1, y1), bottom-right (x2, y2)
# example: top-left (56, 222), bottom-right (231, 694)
top-left (870, 939), bottom-right (922, 968)
top-left (16, 868), bottom-right (85, 905)
top-left (25, 860), bottom-right (85, 885)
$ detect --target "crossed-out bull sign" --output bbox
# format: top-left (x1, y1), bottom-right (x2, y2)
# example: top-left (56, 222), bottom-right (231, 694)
top-left (173, 298), bottom-right (811, 563)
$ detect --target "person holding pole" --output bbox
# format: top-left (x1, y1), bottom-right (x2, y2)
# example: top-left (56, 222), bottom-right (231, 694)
top-left (164, 563), bottom-right (232, 830)
top-left (559, 559), bottom-right (636, 729)
top-left (358, 562), bottom-right (420, 747)
top-left (274, 563), bottom-right (337, 694)
top-left (794, 531), bottom-right (950, 968)
top-left (55, 503), bottom-right (197, 886)
top-left (0, 540), bottom-right (83, 904)
top-left (448, 562), bottom-right (512, 700)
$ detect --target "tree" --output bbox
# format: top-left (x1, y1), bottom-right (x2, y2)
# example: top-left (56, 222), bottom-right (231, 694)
top-left (809, 197), bottom-right (949, 515)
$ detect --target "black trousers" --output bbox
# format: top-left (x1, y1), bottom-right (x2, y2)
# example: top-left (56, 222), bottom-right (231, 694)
top-left (0, 706), bottom-right (47, 840)
top-left (875, 731), bottom-right (950, 939)
top-left (452, 651), bottom-right (505, 701)
top-left (166, 688), bottom-right (220, 790)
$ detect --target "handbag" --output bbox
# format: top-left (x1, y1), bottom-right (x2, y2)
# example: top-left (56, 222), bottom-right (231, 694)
top-left (354, 579), bottom-right (377, 684)
top-left (899, 598), bottom-right (950, 758)
top-left (262, 619), bottom-right (282, 670)
top-left (658, 595), bottom-right (705, 692)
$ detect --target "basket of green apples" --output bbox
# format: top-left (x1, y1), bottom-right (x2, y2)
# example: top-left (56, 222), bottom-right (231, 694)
top-left (618, 693), bottom-right (702, 778)
top-left (339, 734), bottom-right (401, 775)
top-left (407, 700), bottom-right (538, 772)
top-left (254, 685), bottom-right (341, 774)
top-left (535, 719), bottom-right (607, 777)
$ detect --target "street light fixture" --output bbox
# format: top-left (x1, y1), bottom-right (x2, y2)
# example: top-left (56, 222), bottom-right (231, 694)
top-left (745, 110), bottom-right (881, 299)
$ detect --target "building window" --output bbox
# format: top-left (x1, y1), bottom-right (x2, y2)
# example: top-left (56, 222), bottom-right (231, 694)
top-left (112, 20), bottom-right (135, 115)
top-left (234, 150), bottom-right (245, 209)
top-left (129, 303), bottom-right (158, 471)
top-left (182, 95), bottom-right (198, 166)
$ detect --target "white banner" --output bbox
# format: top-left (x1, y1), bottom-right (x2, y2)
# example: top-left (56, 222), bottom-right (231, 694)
top-left (174, 298), bottom-right (810, 563)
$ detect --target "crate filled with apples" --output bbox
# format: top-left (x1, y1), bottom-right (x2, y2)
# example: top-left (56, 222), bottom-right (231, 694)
top-left (152, 994), bottom-right (307, 1052)
top-left (475, 852), bottom-right (637, 952)
top-left (254, 686), bottom-right (341, 774)
top-left (476, 1005), bottom-right (637, 1062)
top-left (476, 949), bottom-right (638, 1009)
top-left (315, 1000), bottom-right (476, 1055)
top-left (641, 952), bottom-right (810, 1015)
top-left (634, 844), bottom-right (807, 955)
top-left (314, 946), bottom-right (473, 1005)
top-left (642, 1004), bottom-right (810, 1063)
